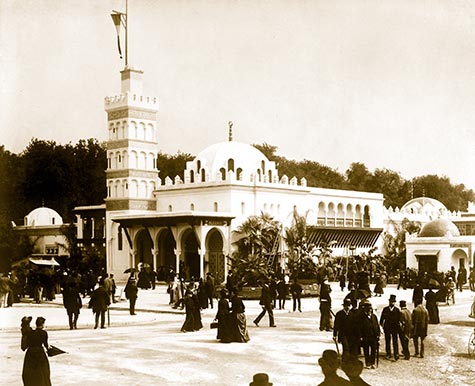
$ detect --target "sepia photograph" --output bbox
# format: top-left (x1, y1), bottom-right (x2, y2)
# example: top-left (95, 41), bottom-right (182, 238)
top-left (1, 1), bottom-right (475, 385)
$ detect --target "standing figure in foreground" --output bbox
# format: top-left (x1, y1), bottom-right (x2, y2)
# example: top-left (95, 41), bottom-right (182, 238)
top-left (319, 278), bottom-right (332, 331)
top-left (424, 287), bottom-right (440, 324)
top-left (62, 281), bottom-right (82, 329)
top-left (90, 278), bottom-right (110, 329)
top-left (230, 290), bottom-right (250, 342)
top-left (341, 358), bottom-right (371, 386)
top-left (359, 302), bottom-right (380, 369)
top-left (253, 280), bottom-right (276, 328)
top-left (398, 300), bottom-right (413, 360)
top-left (124, 275), bottom-right (139, 315)
top-left (22, 317), bottom-right (51, 386)
top-left (181, 290), bottom-right (196, 332)
top-left (317, 349), bottom-right (351, 386)
top-left (276, 278), bottom-right (288, 310)
top-left (379, 294), bottom-right (400, 360)
top-left (290, 278), bottom-right (302, 312)
top-left (412, 299), bottom-right (429, 358)
top-left (205, 272), bottom-right (216, 309)
top-left (333, 298), bottom-right (353, 362)
top-left (215, 289), bottom-right (232, 343)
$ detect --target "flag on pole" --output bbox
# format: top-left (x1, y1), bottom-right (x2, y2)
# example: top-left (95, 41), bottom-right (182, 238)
top-left (111, 13), bottom-right (123, 59)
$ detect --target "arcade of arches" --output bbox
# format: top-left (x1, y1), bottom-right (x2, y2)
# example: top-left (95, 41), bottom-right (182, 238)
top-left (118, 219), bottom-right (230, 284)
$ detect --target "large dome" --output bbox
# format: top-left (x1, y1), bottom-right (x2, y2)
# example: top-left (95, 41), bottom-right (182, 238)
top-left (25, 207), bottom-right (63, 226)
top-left (419, 219), bottom-right (460, 238)
top-left (401, 197), bottom-right (447, 213)
top-left (195, 141), bottom-right (270, 176)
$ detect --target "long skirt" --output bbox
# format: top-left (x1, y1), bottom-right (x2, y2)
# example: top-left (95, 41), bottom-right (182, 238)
top-left (427, 302), bottom-right (440, 324)
top-left (217, 314), bottom-right (233, 343)
top-left (232, 313), bottom-right (250, 342)
top-left (181, 313), bottom-right (195, 332)
top-left (22, 347), bottom-right (51, 386)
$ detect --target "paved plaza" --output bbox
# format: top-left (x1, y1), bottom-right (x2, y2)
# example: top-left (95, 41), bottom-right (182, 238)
top-left (2, 282), bottom-right (475, 385)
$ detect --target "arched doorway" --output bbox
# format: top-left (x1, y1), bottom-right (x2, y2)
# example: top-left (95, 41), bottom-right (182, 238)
top-left (135, 229), bottom-right (153, 267)
top-left (182, 229), bottom-right (200, 281)
top-left (452, 249), bottom-right (468, 270)
top-left (206, 229), bottom-right (225, 283)
top-left (156, 228), bottom-right (176, 281)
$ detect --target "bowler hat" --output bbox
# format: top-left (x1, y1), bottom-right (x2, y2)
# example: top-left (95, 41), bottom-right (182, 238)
top-left (399, 300), bottom-right (407, 308)
top-left (318, 349), bottom-right (340, 368)
top-left (249, 373), bottom-right (272, 386)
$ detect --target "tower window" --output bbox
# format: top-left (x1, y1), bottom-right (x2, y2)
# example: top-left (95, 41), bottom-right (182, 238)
top-left (228, 158), bottom-right (235, 172)
top-left (214, 202), bottom-right (218, 212)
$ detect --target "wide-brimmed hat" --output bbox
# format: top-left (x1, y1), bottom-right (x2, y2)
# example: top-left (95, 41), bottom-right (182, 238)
top-left (249, 373), bottom-right (273, 386)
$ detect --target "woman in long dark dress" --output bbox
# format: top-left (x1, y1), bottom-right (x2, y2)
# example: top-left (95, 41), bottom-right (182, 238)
top-left (214, 289), bottom-right (232, 343)
top-left (425, 288), bottom-right (440, 324)
top-left (230, 291), bottom-right (250, 342)
top-left (181, 290), bottom-right (196, 332)
top-left (22, 316), bottom-right (51, 386)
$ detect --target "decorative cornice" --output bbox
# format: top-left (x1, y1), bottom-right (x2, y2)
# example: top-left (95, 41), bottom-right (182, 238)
top-left (106, 139), bottom-right (158, 150)
top-left (106, 170), bottom-right (158, 179)
top-left (106, 199), bottom-right (156, 211)
top-left (108, 108), bottom-right (157, 121)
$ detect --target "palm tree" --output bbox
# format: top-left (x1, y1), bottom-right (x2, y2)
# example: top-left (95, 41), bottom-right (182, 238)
top-left (231, 212), bottom-right (281, 287)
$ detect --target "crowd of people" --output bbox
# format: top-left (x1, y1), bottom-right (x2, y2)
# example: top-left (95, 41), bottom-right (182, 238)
top-left (12, 263), bottom-right (475, 386)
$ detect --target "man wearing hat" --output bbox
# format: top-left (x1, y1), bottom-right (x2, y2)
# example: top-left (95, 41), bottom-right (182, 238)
top-left (249, 373), bottom-right (273, 386)
top-left (317, 349), bottom-right (351, 385)
top-left (333, 298), bottom-right (353, 361)
top-left (379, 294), bottom-right (401, 360)
top-left (359, 301), bottom-right (380, 369)
top-left (398, 300), bottom-right (413, 360)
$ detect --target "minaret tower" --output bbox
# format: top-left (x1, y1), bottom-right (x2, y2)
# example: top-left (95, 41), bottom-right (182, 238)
top-left (104, 68), bottom-right (159, 213)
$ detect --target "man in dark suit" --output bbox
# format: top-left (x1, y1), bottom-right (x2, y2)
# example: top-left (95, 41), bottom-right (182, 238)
top-left (62, 281), bottom-right (82, 330)
top-left (253, 280), bottom-right (276, 327)
top-left (333, 298), bottom-right (353, 362)
top-left (89, 278), bottom-right (110, 329)
top-left (359, 302), bottom-right (380, 369)
top-left (379, 294), bottom-right (401, 360)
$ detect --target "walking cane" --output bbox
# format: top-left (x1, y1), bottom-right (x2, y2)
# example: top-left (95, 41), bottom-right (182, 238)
top-left (332, 336), bottom-right (341, 357)
top-left (107, 306), bottom-right (110, 327)
top-left (376, 339), bottom-right (379, 368)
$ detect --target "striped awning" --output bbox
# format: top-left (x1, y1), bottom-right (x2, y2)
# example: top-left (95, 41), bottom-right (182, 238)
top-left (306, 226), bottom-right (383, 249)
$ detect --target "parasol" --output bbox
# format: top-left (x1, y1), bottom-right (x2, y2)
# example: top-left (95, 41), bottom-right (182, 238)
top-left (123, 268), bottom-right (137, 274)
top-left (47, 345), bottom-right (67, 357)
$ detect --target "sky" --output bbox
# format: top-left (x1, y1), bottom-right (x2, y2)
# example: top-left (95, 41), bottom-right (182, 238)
top-left (2, 0), bottom-right (475, 190)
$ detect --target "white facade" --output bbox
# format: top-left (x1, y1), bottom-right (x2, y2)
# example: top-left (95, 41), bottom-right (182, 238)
top-left (103, 69), bottom-right (385, 283)
top-left (406, 219), bottom-right (475, 273)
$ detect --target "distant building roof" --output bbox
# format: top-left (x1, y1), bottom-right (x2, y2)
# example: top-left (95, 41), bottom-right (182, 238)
top-left (419, 218), bottom-right (460, 238)
top-left (24, 207), bottom-right (63, 226)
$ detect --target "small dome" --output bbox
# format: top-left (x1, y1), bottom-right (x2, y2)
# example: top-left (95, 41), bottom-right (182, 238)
top-left (25, 207), bottom-right (63, 226)
top-left (419, 219), bottom-right (460, 238)
top-left (401, 197), bottom-right (447, 213)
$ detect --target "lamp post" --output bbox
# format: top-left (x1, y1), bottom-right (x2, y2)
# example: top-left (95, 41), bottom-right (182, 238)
top-left (111, 0), bottom-right (128, 66)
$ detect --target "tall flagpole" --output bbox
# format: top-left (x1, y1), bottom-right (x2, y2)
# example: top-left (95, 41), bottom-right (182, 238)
top-left (125, 0), bottom-right (128, 67)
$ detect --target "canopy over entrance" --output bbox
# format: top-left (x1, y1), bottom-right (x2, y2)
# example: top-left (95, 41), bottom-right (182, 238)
top-left (306, 226), bottom-right (383, 249)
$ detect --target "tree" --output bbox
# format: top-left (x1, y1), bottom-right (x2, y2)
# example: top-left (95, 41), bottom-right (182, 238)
top-left (230, 213), bottom-right (281, 287)
top-left (345, 162), bottom-right (371, 191)
top-left (383, 218), bottom-right (421, 274)
top-left (157, 151), bottom-right (194, 181)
